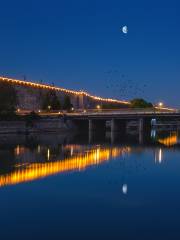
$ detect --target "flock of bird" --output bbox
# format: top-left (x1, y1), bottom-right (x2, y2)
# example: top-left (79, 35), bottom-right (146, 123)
top-left (19, 70), bottom-right (147, 101)
top-left (104, 69), bottom-right (148, 100)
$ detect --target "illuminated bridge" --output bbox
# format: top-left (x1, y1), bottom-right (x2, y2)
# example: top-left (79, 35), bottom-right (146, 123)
top-left (67, 110), bottom-right (180, 137)
top-left (0, 76), bottom-right (130, 110)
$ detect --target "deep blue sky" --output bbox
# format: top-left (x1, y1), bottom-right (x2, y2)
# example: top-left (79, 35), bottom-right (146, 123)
top-left (0, 0), bottom-right (179, 106)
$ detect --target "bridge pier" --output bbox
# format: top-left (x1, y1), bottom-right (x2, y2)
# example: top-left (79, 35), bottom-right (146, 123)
top-left (138, 118), bottom-right (152, 144)
top-left (138, 118), bottom-right (144, 144)
top-left (73, 119), bottom-right (89, 132)
top-left (111, 131), bottom-right (118, 144)
top-left (89, 119), bottom-right (94, 132)
top-left (88, 130), bottom-right (93, 144)
top-left (88, 119), bottom-right (106, 143)
top-left (110, 119), bottom-right (127, 143)
top-left (138, 118), bottom-right (144, 133)
top-left (88, 119), bottom-right (106, 132)
top-left (111, 119), bottom-right (126, 133)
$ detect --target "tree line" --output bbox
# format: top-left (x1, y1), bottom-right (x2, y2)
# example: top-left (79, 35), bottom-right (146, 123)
top-left (41, 90), bottom-right (73, 111)
top-left (0, 82), bottom-right (73, 115)
top-left (102, 98), bottom-right (153, 109)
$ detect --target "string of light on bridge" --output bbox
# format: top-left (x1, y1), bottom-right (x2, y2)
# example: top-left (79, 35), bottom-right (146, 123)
top-left (0, 76), bottom-right (130, 105)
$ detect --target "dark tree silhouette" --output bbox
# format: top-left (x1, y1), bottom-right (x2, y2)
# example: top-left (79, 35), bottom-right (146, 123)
top-left (42, 90), bottom-right (61, 110)
top-left (0, 82), bottom-right (18, 112)
top-left (130, 98), bottom-right (153, 108)
top-left (63, 96), bottom-right (73, 110)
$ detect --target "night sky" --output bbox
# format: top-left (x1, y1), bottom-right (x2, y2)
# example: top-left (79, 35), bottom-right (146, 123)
top-left (0, 0), bottom-right (179, 107)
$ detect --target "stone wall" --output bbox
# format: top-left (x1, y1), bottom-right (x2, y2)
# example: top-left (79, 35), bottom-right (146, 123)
top-left (0, 77), bottom-right (130, 110)
top-left (0, 119), bottom-right (74, 134)
top-left (15, 85), bottom-right (82, 110)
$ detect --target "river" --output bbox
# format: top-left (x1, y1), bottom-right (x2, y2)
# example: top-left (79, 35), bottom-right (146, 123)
top-left (0, 130), bottom-right (180, 239)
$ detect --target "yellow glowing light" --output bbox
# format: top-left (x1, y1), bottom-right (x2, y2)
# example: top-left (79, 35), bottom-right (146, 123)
top-left (96, 105), bottom-right (101, 109)
top-left (15, 145), bottom-right (20, 156)
top-left (0, 146), bottom-right (131, 187)
top-left (47, 149), bottom-right (50, 161)
top-left (14, 146), bottom-right (26, 156)
top-left (158, 133), bottom-right (178, 147)
top-left (0, 76), bottom-right (130, 105)
top-left (158, 102), bottom-right (163, 107)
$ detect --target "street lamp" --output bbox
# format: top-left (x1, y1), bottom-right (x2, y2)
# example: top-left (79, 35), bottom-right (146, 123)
top-left (96, 105), bottom-right (101, 110)
top-left (48, 105), bottom-right (51, 110)
top-left (158, 102), bottom-right (163, 108)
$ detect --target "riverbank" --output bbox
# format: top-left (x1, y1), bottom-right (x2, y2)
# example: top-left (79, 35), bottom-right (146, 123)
top-left (0, 118), bottom-right (74, 134)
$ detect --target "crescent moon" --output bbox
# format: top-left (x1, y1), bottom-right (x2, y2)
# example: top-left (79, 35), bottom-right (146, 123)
top-left (122, 26), bottom-right (128, 34)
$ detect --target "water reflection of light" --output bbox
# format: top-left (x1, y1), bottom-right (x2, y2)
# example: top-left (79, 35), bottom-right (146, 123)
top-left (122, 184), bottom-right (128, 194)
top-left (15, 145), bottom-right (20, 156)
top-left (155, 148), bottom-right (163, 164)
top-left (37, 145), bottom-right (41, 154)
top-left (14, 145), bottom-right (26, 156)
top-left (64, 145), bottom-right (84, 150)
top-left (70, 146), bottom-right (74, 156)
top-left (158, 132), bottom-right (178, 147)
top-left (0, 146), bottom-right (131, 187)
top-left (47, 149), bottom-right (50, 161)
top-left (151, 129), bottom-right (156, 139)
top-left (159, 149), bottom-right (162, 163)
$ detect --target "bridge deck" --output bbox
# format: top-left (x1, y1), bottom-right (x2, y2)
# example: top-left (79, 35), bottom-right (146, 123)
top-left (66, 110), bottom-right (180, 120)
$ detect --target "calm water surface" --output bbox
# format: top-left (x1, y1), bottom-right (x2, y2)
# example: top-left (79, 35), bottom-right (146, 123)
top-left (0, 131), bottom-right (180, 240)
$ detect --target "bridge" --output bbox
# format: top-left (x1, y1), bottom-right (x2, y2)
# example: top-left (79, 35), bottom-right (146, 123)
top-left (65, 109), bottom-right (180, 143)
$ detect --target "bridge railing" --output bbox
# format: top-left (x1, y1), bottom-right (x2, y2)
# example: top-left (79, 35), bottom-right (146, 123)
top-left (16, 108), bottom-right (179, 117)
top-left (69, 108), bottom-right (178, 115)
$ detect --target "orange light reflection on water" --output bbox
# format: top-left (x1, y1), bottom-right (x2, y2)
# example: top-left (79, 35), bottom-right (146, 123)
top-left (158, 132), bottom-right (178, 146)
top-left (0, 146), bottom-right (131, 187)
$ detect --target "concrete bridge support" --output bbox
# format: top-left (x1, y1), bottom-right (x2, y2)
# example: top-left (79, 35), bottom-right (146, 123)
top-left (111, 131), bottom-right (118, 144)
top-left (111, 119), bottom-right (127, 133)
top-left (73, 119), bottom-right (89, 132)
top-left (88, 119), bottom-right (106, 132)
top-left (110, 119), bottom-right (127, 144)
top-left (88, 119), bottom-right (106, 143)
top-left (138, 118), bottom-right (152, 144)
top-left (138, 118), bottom-right (144, 144)
top-left (138, 118), bottom-right (144, 133)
